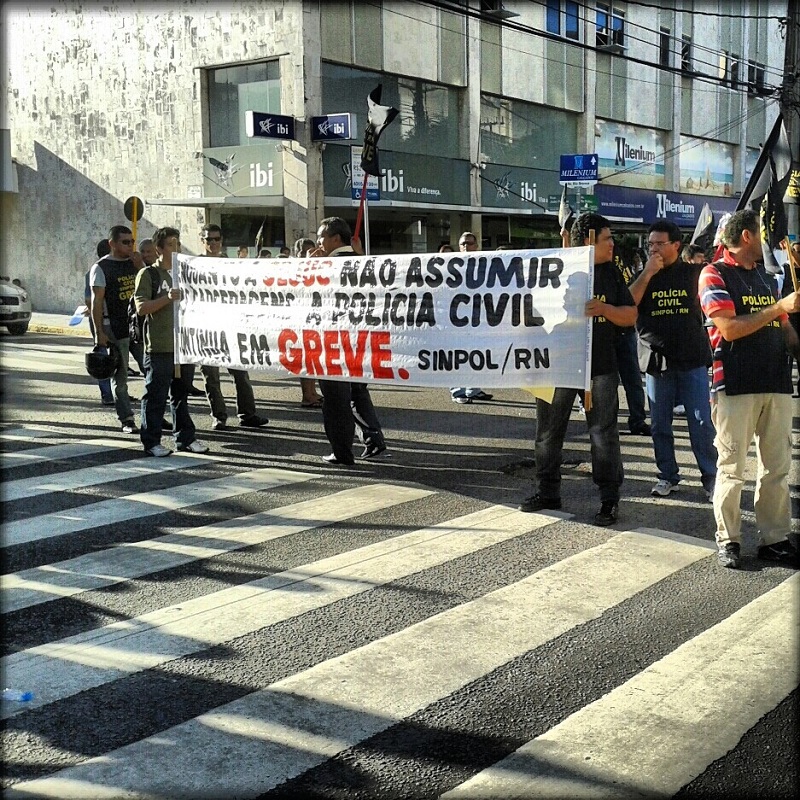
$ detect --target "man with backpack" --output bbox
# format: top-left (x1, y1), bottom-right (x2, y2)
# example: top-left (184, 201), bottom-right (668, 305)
top-left (89, 225), bottom-right (142, 434)
top-left (133, 226), bottom-right (208, 457)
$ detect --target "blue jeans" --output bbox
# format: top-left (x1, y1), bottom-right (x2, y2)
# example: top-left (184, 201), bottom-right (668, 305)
top-left (103, 333), bottom-right (133, 424)
top-left (140, 352), bottom-right (196, 451)
top-left (645, 366), bottom-right (717, 489)
top-left (615, 329), bottom-right (647, 430)
top-left (534, 372), bottom-right (623, 504)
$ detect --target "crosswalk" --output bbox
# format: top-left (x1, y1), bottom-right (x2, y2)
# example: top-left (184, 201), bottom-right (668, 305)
top-left (1, 422), bottom-right (797, 799)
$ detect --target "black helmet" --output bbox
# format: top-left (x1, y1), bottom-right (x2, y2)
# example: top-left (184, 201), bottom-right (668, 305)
top-left (85, 343), bottom-right (121, 379)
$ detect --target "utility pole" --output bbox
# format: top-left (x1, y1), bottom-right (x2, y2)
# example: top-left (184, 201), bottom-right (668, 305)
top-left (782, 0), bottom-right (800, 236)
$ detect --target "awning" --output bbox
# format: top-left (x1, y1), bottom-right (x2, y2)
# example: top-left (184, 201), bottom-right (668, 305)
top-left (146, 195), bottom-right (284, 208)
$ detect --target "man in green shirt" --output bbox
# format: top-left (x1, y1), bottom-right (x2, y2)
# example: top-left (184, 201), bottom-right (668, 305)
top-left (134, 227), bottom-right (209, 457)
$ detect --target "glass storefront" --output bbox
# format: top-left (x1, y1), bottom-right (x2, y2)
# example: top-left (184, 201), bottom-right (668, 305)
top-left (321, 63), bottom-right (466, 160)
top-left (208, 61), bottom-right (281, 147)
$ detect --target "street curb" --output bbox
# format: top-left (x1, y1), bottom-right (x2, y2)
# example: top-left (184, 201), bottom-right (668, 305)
top-left (28, 322), bottom-right (92, 337)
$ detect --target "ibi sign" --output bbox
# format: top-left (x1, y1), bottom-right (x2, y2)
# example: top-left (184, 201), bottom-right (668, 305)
top-left (245, 111), bottom-right (296, 141)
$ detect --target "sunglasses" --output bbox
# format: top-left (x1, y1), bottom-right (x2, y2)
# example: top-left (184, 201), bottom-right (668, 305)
top-left (118, 239), bottom-right (134, 245)
top-left (204, 236), bottom-right (221, 242)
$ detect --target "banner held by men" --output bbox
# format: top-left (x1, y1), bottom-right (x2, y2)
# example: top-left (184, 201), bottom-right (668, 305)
top-left (173, 247), bottom-right (594, 391)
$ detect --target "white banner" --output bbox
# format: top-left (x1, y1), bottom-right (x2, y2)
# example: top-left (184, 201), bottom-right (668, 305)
top-left (173, 248), bottom-right (594, 390)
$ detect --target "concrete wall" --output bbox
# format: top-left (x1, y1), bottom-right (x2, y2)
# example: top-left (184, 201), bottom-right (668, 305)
top-left (1, 0), bottom-right (306, 312)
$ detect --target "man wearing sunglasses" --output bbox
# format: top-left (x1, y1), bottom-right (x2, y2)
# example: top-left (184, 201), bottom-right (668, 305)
top-left (193, 224), bottom-right (268, 431)
top-left (89, 225), bottom-right (143, 434)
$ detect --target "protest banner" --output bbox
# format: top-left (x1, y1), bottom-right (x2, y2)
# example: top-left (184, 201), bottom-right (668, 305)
top-left (173, 247), bottom-right (594, 391)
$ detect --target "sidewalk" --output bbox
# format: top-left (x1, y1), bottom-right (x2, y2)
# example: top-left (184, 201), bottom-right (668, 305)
top-left (28, 312), bottom-right (92, 337)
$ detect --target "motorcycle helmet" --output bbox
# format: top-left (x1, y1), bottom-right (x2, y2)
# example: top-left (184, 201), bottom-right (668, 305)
top-left (85, 342), bottom-right (121, 380)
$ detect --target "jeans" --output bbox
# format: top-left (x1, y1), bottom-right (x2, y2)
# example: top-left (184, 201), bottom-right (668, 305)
top-left (710, 391), bottom-right (792, 548)
top-left (103, 333), bottom-right (133, 424)
top-left (140, 353), bottom-right (196, 451)
top-left (200, 365), bottom-right (256, 421)
top-left (645, 366), bottom-right (717, 489)
top-left (615, 329), bottom-right (647, 430)
top-left (534, 372), bottom-right (623, 503)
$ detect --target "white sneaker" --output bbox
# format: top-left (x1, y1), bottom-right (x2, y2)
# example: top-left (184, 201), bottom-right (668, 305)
top-left (178, 440), bottom-right (210, 454)
top-left (651, 479), bottom-right (679, 497)
top-left (146, 444), bottom-right (173, 458)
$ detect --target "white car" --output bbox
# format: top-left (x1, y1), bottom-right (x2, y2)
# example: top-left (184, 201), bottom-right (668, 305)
top-left (0, 279), bottom-right (32, 335)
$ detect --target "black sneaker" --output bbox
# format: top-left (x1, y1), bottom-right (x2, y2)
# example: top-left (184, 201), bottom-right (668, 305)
top-left (518, 494), bottom-right (562, 513)
top-left (239, 414), bottom-right (269, 428)
top-left (717, 542), bottom-right (741, 569)
top-left (361, 443), bottom-right (387, 459)
top-left (757, 540), bottom-right (800, 568)
top-left (629, 422), bottom-right (652, 436)
top-left (594, 501), bottom-right (618, 527)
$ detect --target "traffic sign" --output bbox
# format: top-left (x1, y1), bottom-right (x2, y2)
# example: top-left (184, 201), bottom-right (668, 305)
top-left (245, 111), bottom-right (296, 141)
top-left (559, 153), bottom-right (598, 187)
top-left (311, 113), bottom-right (354, 141)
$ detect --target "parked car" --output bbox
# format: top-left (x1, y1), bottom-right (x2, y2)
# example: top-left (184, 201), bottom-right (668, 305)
top-left (0, 279), bottom-right (32, 335)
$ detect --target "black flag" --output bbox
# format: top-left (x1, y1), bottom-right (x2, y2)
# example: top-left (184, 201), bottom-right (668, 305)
top-left (557, 185), bottom-right (575, 232)
top-left (360, 85), bottom-right (399, 177)
top-left (737, 113), bottom-right (792, 272)
top-left (689, 202), bottom-right (714, 247)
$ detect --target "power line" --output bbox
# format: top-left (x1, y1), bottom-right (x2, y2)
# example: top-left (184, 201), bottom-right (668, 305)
top-left (369, 0), bottom-right (783, 96)
top-left (523, 0), bottom-right (787, 85)
top-left (619, 0), bottom-right (788, 21)
top-left (416, 0), bottom-right (786, 95)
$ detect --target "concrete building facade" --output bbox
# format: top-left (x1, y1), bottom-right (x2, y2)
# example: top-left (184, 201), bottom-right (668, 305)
top-left (1, 0), bottom-right (789, 312)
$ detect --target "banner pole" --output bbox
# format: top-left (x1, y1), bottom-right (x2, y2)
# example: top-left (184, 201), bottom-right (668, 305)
top-left (785, 237), bottom-right (799, 292)
top-left (363, 191), bottom-right (371, 255)
top-left (353, 172), bottom-right (369, 243)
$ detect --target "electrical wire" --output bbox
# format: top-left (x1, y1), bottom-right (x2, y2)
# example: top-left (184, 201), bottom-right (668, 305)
top-left (409, 0), bottom-right (786, 95)
top-left (521, 0), bottom-right (787, 85)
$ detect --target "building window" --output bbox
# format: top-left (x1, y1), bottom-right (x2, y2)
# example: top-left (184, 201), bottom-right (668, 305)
top-left (747, 60), bottom-right (766, 95)
top-left (718, 51), bottom-right (729, 86)
top-left (546, 0), bottom-right (580, 40)
top-left (207, 61), bottom-right (281, 147)
top-left (565, 1), bottom-right (580, 40)
top-left (596, 3), bottom-right (624, 49)
top-left (546, 0), bottom-right (560, 34)
top-left (729, 55), bottom-right (740, 90)
top-left (659, 27), bottom-right (671, 68)
top-left (321, 62), bottom-right (464, 159)
top-left (681, 35), bottom-right (692, 73)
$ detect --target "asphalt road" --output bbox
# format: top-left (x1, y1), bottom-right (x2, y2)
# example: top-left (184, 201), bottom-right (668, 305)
top-left (1, 323), bottom-right (798, 799)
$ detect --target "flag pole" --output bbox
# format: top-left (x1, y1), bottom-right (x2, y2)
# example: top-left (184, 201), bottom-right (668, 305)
top-left (353, 172), bottom-right (369, 243)
top-left (784, 237), bottom-right (799, 292)
top-left (363, 186), bottom-right (371, 255)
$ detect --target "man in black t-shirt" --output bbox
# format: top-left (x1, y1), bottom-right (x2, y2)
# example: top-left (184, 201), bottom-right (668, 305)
top-left (89, 225), bottom-right (143, 434)
top-left (629, 220), bottom-right (717, 502)
top-left (519, 212), bottom-right (637, 527)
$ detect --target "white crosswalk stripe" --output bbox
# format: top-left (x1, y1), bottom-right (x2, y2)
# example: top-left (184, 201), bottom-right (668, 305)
top-left (2, 426), bottom-right (797, 799)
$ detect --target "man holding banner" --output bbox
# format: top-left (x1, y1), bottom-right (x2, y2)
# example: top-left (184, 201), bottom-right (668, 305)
top-left (313, 216), bottom-right (387, 465)
top-left (519, 212), bottom-right (636, 527)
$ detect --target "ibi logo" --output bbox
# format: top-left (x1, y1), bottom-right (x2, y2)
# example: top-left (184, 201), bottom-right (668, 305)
top-left (249, 162), bottom-right (274, 188)
top-left (381, 169), bottom-right (404, 193)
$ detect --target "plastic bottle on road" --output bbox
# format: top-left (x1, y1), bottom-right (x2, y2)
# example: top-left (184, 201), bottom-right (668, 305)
top-left (2, 688), bottom-right (34, 702)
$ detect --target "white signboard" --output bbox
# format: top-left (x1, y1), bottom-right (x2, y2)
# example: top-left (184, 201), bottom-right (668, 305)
top-left (350, 146), bottom-right (380, 201)
top-left (173, 248), bottom-right (594, 390)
